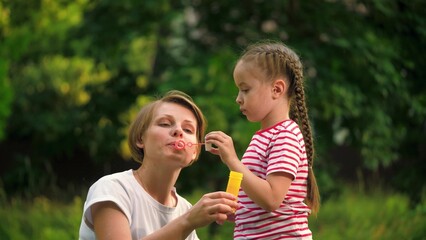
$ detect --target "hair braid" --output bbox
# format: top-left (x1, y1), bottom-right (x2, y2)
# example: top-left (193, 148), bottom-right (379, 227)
top-left (279, 45), bottom-right (320, 215)
top-left (289, 56), bottom-right (320, 216)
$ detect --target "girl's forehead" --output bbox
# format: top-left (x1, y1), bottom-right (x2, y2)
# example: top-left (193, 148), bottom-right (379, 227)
top-left (236, 60), bottom-right (263, 74)
top-left (235, 60), bottom-right (251, 71)
top-left (234, 62), bottom-right (264, 83)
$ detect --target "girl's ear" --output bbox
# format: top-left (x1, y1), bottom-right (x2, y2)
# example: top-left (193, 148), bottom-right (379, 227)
top-left (272, 79), bottom-right (286, 98)
top-left (136, 141), bottom-right (144, 149)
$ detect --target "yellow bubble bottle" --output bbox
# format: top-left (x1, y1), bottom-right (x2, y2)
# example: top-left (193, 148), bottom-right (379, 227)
top-left (226, 171), bottom-right (243, 197)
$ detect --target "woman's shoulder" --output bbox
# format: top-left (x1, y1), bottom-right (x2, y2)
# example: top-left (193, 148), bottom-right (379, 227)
top-left (91, 169), bottom-right (135, 189)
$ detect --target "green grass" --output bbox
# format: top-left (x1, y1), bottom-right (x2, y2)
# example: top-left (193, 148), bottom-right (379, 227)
top-left (0, 188), bottom-right (424, 240)
top-left (0, 196), bottom-right (83, 240)
top-left (189, 188), bottom-right (426, 240)
top-left (309, 189), bottom-right (426, 240)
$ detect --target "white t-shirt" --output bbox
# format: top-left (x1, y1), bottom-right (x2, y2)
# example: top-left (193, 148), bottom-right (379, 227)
top-left (79, 170), bottom-right (199, 240)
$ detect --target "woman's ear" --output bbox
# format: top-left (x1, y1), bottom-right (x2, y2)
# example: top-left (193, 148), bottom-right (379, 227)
top-left (272, 79), bottom-right (286, 98)
top-left (136, 141), bottom-right (144, 149)
top-left (191, 149), bottom-right (197, 160)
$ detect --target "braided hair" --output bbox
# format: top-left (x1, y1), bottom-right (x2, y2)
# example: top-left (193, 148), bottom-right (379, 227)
top-left (238, 40), bottom-right (320, 215)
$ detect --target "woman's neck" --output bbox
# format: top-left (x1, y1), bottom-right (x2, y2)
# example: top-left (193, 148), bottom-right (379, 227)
top-left (135, 166), bottom-right (179, 207)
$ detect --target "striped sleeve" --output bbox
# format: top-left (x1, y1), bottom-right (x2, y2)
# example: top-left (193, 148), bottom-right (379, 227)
top-left (265, 121), bottom-right (304, 178)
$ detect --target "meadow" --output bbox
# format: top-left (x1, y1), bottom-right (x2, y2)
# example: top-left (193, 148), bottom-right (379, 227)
top-left (1, 187), bottom-right (424, 240)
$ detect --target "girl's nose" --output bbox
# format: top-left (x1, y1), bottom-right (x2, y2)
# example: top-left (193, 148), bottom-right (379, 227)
top-left (236, 94), bottom-right (243, 104)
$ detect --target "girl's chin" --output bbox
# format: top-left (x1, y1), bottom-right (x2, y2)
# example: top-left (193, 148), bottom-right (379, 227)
top-left (243, 113), bottom-right (256, 122)
top-left (246, 116), bottom-right (257, 122)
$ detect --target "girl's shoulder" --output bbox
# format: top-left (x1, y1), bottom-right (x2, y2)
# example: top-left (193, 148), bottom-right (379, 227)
top-left (257, 119), bottom-right (298, 135)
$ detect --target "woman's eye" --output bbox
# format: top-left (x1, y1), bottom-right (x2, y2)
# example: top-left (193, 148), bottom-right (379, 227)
top-left (184, 128), bottom-right (194, 134)
top-left (159, 122), bottom-right (171, 127)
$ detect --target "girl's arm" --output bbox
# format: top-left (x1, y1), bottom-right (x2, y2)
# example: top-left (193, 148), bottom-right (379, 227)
top-left (205, 131), bottom-right (292, 212)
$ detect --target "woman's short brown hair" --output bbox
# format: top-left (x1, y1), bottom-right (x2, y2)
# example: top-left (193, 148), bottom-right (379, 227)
top-left (128, 90), bottom-right (207, 164)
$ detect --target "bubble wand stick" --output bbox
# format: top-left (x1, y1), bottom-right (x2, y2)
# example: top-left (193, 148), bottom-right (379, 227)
top-left (174, 140), bottom-right (206, 150)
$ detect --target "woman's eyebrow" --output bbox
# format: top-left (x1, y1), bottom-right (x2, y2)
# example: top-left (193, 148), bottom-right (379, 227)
top-left (182, 119), bottom-right (196, 126)
top-left (156, 115), bottom-right (195, 125)
top-left (154, 115), bottom-right (171, 121)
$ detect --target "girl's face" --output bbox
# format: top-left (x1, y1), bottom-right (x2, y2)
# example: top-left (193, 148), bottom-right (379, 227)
top-left (138, 102), bottom-right (198, 167)
top-left (233, 61), bottom-right (276, 124)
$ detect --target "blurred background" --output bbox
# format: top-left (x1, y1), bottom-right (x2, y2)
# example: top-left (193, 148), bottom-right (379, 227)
top-left (0, 0), bottom-right (425, 239)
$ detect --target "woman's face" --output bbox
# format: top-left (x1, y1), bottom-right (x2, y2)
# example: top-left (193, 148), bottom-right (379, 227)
top-left (138, 102), bottom-right (198, 167)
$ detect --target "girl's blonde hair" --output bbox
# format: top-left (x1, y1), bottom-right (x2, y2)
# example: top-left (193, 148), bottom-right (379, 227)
top-left (128, 90), bottom-right (207, 164)
top-left (237, 40), bottom-right (320, 215)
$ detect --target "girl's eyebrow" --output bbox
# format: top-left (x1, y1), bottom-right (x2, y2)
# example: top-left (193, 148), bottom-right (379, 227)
top-left (236, 81), bottom-right (249, 87)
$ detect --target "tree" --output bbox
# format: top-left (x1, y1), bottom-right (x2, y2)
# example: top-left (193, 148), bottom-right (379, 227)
top-left (1, 0), bottom-right (425, 206)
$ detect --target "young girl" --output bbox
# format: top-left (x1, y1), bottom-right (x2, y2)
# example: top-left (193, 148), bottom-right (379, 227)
top-left (206, 41), bottom-right (320, 239)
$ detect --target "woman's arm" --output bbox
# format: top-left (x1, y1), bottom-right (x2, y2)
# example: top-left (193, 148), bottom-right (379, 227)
top-left (91, 192), bottom-right (238, 240)
top-left (91, 201), bottom-right (132, 240)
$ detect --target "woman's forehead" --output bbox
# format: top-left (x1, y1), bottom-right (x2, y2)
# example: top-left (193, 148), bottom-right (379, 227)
top-left (153, 102), bottom-right (196, 121)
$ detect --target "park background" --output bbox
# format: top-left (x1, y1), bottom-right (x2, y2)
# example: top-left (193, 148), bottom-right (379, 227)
top-left (0, 0), bottom-right (425, 239)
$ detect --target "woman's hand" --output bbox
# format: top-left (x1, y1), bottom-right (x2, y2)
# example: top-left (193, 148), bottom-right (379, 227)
top-left (185, 191), bottom-right (238, 228)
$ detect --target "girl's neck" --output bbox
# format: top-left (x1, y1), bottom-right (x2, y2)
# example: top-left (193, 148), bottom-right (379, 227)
top-left (261, 97), bottom-right (290, 129)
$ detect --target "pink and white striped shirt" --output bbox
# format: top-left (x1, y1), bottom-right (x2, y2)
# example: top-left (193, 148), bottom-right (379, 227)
top-left (234, 120), bottom-right (312, 240)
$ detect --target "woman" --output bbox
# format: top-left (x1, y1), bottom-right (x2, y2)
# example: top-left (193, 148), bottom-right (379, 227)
top-left (79, 90), bottom-right (238, 240)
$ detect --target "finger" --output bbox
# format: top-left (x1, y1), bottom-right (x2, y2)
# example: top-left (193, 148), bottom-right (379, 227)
top-left (208, 148), bottom-right (220, 155)
top-left (205, 132), bottom-right (225, 141)
top-left (199, 198), bottom-right (238, 215)
top-left (216, 219), bottom-right (225, 225)
top-left (213, 212), bottom-right (231, 224)
top-left (208, 201), bottom-right (239, 215)
top-left (204, 191), bottom-right (237, 201)
top-left (205, 131), bottom-right (220, 139)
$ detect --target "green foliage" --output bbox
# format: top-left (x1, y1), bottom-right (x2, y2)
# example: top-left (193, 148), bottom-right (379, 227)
top-left (310, 188), bottom-right (426, 240)
top-left (0, 65), bottom-right (13, 141)
top-left (0, 196), bottom-right (83, 240)
top-left (187, 188), bottom-right (426, 240)
top-left (0, 0), bottom-right (425, 204)
top-left (0, 3), bottom-right (13, 141)
top-left (3, 188), bottom-right (421, 240)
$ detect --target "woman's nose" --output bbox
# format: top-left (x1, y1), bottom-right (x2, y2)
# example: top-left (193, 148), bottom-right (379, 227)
top-left (172, 127), bottom-right (183, 137)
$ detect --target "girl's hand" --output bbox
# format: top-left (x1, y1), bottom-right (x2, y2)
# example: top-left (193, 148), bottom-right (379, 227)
top-left (204, 131), bottom-right (240, 167)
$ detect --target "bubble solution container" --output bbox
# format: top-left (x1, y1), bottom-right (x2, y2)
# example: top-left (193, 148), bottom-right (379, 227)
top-left (226, 171), bottom-right (243, 197)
